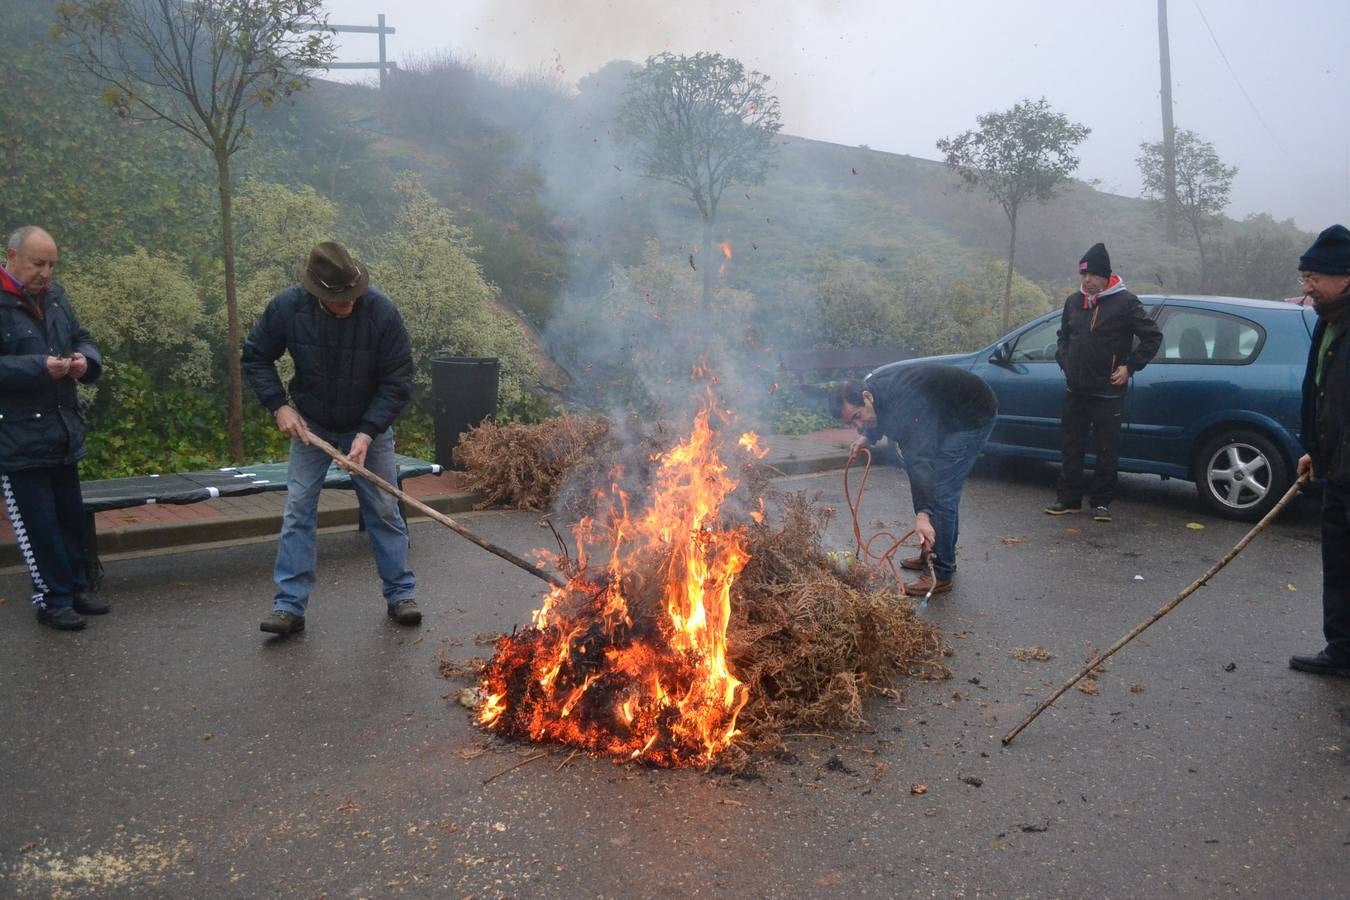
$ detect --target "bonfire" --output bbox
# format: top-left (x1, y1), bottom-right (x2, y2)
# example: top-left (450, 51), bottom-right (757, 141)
top-left (478, 392), bottom-right (759, 766)
top-left (467, 392), bottom-right (950, 768)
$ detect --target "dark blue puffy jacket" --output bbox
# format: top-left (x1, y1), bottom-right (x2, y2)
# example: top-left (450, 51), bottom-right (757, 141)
top-left (242, 284), bottom-right (413, 436)
top-left (0, 274), bottom-right (102, 471)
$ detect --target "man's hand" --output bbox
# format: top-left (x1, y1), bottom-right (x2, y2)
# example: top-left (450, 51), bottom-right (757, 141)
top-left (344, 433), bottom-right (372, 469)
top-left (848, 434), bottom-right (872, 462)
top-left (914, 512), bottom-right (936, 552)
top-left (274, 405), bottom-right (309, 442)
top-left (45, 356), bottom-right (71, 380)
top-left (67, 352), bottom-right (88, 380)
top-left (1297, 453), bottom-right (1314, 484)
top-left (1109, 364), bottom-right (1130, 386)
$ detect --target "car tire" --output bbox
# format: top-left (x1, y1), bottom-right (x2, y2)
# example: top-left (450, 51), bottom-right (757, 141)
top-left (1194, 429), bottom-right (1290, 521)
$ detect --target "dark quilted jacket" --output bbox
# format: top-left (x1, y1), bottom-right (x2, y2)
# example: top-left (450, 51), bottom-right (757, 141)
top-left (0, 275), bottom-right (102, 471)
top-left (1301, 317), bottom-right (1350, 486)
top-left (242, 285), bottom-right (413, 436)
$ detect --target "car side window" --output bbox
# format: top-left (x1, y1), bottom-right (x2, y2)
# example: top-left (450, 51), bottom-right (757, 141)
top-left (1008, 318), bottom-right (1063, 363)
top-left (1154, 308), bottom-right (1264, 364)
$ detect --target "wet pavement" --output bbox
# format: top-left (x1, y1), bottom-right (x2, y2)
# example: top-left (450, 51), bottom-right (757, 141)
top-left (1, 455), bottom-right (1347, 897)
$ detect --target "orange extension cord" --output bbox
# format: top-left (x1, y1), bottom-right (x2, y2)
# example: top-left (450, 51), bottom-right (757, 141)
top-left (842, 447), bottom-right (937, 602)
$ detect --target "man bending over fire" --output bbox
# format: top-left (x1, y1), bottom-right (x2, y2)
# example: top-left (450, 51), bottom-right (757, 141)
top-left (830, 365), bottom-right (997, 596)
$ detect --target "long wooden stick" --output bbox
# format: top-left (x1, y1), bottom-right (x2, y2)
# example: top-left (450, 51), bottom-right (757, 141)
top-left (1002, 478), bottom-right (1305, 746)
top-left (306, 433), bottom-right (567, 589)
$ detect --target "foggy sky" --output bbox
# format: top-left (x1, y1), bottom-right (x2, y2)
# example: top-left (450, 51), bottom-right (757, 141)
top-left (321, 0), bottom-right (1350, 231)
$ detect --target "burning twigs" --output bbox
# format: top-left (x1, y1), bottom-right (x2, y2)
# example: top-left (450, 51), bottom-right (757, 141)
top-left (478, 400), bottom-right (751, 767)
top-left (304, 433), bottom-right (566, 589)
top-left (1002, 478), bottom-right (1305, 746)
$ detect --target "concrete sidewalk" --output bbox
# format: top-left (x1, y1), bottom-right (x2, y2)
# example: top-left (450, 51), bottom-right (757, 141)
top-left (0, 429), bottom-right (855, 572)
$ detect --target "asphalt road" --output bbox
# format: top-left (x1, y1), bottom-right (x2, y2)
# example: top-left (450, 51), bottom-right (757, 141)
top-left (1, 459), bottom-right (1346, 898)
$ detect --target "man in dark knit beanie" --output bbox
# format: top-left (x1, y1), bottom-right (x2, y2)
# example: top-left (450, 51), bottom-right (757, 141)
top-left (1290, 224), bottom-right (1350, 677)
top-left (1044, 242), bottom-right (1161, 522)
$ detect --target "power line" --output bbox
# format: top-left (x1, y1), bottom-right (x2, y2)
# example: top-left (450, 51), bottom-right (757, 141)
top-left (1191, 0), bottom-right (1289, 157)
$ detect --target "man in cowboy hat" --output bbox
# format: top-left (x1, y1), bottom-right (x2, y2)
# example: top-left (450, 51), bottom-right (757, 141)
top-left (243, 241), bottom-right (418, 636)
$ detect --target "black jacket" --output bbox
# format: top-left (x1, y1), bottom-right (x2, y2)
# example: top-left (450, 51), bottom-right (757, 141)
top-left (0, 271), bottom-right (102, 471)
top-left (1055, 277), bottom-right (1162, 397)
top-left (862, 363), bottom-right (997, 515)
top-left (242, 285), bottom-right (413, 437)
top-left (1300, 316), bottom-right (1350, 486)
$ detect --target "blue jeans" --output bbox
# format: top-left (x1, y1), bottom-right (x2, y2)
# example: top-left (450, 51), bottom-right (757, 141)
top-left (913, 421), bottom-right (994, 581)
top-left (272, 426), bottom-right (415, 616)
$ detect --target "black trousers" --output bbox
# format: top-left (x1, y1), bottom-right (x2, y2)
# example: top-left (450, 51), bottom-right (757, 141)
top-left (1055, 392), bottom-right (1123, 508)
top-left (1321, 479), bottom-right (1350, 660)
top-left (1, 464), bottom-right (89, 610)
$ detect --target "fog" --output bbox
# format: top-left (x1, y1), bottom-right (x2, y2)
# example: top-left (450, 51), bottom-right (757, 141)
top-left (321, 0), bottom-right (1350, 231)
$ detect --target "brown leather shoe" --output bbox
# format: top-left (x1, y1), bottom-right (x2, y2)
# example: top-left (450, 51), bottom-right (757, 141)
top-left (899, 553), bottom-right (928, 571)
top-left (904, 573), bottom-right (952, 597)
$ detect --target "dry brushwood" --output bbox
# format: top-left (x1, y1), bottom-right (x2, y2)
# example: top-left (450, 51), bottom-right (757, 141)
top-left (453, 415), bottom-right (677, 516)
top-left (453, 415), bottom-right (613, 511)
top-left (727, 491), bottom-right (950, 751)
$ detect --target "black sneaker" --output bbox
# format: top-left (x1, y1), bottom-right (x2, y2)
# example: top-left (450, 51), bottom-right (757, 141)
top-left (387, 599), bottom-right (422, 626)
top-left (37, 607), bottom-right (87, 631)
top-left (1043, 502), bottom-right (1079, 516)
top-left (73, 594), bottom-right (111, 615)
top-left (260, 610), bottom-right (305, 635)
top-left (1092, 505), bottom-right (1112, 522)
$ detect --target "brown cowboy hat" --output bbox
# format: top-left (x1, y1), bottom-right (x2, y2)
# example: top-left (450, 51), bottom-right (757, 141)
top-left (300, 241), bottom-right (369, 303)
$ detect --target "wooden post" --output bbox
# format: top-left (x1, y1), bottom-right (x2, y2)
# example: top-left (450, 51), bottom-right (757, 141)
top-left (378, 14), bottom-right (387, 93)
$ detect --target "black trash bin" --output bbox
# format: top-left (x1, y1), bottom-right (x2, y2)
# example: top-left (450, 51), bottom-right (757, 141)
top-left (431, 355), bottom-right (499, 469)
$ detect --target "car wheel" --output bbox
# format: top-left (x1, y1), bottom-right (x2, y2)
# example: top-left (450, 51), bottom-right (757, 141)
top-left (1194, 429), bottom-right (1290, 521)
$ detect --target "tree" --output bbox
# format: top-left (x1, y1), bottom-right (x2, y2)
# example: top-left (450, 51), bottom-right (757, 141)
top-left (55, 0), bottom-right (335, 461)
top-left (620, 51), bottom-right (782, 309)
top-left (1138, 129), bottom-right (1237, 291)
top-left (936, 98), bottom-right (1090, 332)
top-left (371, 175), bottom-right (538, 411)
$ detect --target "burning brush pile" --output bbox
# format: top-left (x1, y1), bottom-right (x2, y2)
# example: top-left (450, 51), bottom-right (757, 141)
top-left (466, 398), bottom-right (950, 768)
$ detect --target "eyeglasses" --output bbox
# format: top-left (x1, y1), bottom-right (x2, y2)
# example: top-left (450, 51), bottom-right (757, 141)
top-left (308, 266), bottom-right (362, 292)
top-left (1297, 274), bottom-right (1322, 287)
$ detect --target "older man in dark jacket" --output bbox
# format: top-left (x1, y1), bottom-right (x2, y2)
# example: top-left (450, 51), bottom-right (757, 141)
top-left (243, 241), bottom-right (418, 636)
top-left (1290, 224), bottom-right (1350, 677)
top-left (1045, 243), bottom-right (1162, 522)
top-left (0, 226), bottom-right (104, 631)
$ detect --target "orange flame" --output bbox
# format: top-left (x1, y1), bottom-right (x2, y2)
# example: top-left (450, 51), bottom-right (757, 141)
top-left (719, 241), bottom-right (733, 260)
top-left (479, 392), bottom-right (761, 766)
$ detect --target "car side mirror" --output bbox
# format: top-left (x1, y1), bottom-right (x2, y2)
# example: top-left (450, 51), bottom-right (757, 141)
top-left (990, 341), bottom-right (1012, 366)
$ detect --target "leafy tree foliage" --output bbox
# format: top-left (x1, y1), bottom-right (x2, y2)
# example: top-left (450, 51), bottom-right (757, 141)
top-left (55, 0), bottom-right (336, 461)
top-left (1138, 129), bottom-right (1237, 291)
top-left (231, 179), bottom-right (339, 328)
top-left (370, 175), bottom-right (538, 411)
top-left (915, 257), bottom-right (1054, 354)
top-left (937, 98), bottom-right (1090, 331)
top-left (61, 249), bottom-right (285, 475)
top-left (1209, 215), bottom-right (1306, 300)
top-left (620, 52), bottom-right (782, 309)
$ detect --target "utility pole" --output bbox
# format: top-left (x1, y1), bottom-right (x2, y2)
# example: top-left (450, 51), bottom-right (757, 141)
top-left (1158, 0), bottom-right (1179, 245)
